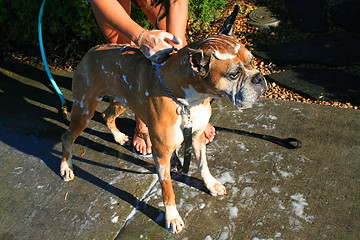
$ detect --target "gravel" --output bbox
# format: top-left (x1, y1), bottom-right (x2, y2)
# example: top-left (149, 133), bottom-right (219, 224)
top-left (4, 0), bottom-right (359, 110)
top-left (200, 1), bottom-right (359, 110)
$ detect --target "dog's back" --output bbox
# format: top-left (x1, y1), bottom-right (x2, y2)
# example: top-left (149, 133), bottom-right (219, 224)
top-left (72, 44), bottom-right (153, 108)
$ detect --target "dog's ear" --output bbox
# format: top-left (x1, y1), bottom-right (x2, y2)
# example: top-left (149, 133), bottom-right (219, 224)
top-left (188, 48), bottom-right (211, 77)
top-left (218, 4), bottom-right (240, 36)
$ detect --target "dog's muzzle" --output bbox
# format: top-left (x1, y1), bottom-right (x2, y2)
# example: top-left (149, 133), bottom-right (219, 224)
top-left (231, 72), bottom-right (267, 109)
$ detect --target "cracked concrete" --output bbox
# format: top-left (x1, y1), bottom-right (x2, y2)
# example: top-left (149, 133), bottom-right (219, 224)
top-left (0, 61), bottom-right (359, 239)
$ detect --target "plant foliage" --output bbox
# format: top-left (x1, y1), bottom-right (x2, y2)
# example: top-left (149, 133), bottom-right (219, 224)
top-left (0, 0), bottom-right (227, 59)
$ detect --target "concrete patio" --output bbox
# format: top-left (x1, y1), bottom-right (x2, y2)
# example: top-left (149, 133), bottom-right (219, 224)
top-left (0, 61), bottom-right (359, 239)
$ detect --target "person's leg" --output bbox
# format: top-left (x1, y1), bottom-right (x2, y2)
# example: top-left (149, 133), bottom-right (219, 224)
top-left (204, 123), bottom-right (216, 143)
top-left (130, 0), bottom-right (165, 155)
top-left (91, 0), bottom-right (132, 44)
top-left (92, 0), bottom-right (152, 155)
top-left (92, 0), bottom-right (214, 154)
top-left (129, 0), bottom-right (178, 156)
top-left (136, 0), bottom-right (187, 44)
top-left (133, 116), bottom-right (152, 155)
top-left (137, 0), bottom-right (216, 144)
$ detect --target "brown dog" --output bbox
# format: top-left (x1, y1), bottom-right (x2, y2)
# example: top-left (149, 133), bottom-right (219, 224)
top-left (60, 10), bottom-right (266, 234)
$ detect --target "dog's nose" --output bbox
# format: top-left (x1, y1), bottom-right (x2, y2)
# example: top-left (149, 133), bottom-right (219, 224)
top-left (251, 73), bottom-right (265, 85)
top-left (251, 72), bottom-right (267, 94)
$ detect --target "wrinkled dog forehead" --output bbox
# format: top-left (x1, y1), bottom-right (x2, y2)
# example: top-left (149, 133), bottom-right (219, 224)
top-left (200, 35), bottom-right (243, 60)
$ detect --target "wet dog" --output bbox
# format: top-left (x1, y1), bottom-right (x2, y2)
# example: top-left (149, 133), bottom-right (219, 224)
top-left (60, 6), bottom-right (266, 233)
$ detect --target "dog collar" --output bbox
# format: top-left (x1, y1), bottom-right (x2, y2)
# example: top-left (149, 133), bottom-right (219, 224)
top-left (153, 63), bottom-right (192, 120)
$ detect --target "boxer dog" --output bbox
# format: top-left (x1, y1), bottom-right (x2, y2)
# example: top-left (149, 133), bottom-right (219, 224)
top-left (60, 6), bottom-right (266, 233)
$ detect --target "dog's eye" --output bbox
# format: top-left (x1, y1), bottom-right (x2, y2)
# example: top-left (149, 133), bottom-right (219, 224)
top-left (229, 71), bottom-right (241, 80)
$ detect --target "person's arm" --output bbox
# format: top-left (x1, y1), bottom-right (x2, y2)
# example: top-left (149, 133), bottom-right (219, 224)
top-left (91, 0), bottom-right (184, 63)
top-left (91, 0), bottom-right (144, 43)
top-left (167, 0), bottom-right (188, 46)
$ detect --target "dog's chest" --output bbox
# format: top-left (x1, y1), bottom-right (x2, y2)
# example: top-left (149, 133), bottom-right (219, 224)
top-left (188, 103), bottom-right (211, 132)
top-left (169, 103), bottom-right (211, 147)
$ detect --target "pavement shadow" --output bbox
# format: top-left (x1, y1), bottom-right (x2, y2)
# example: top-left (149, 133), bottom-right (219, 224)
top-left (0, 61), bottom-right (72, 108)
top-left (71, 163), bottom-right (166, 228)
top-left (0, 60), bottom-right (212, 231)
top-left (0, 62), bottom-right (69, 137)
top-left (0, 61), bottom-right (165, 228)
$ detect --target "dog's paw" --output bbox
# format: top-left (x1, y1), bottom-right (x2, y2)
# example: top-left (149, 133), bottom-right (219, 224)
top-left (113, 132), bottom-right (129, 145)
top-left (60, 161), bottom-right (74, 181)
top-left (207, 181), bottom-right (227, 196)
top-left (166, 217), bottom-right (185, 234)
top-left (165, 206), bottom-right (185, 234)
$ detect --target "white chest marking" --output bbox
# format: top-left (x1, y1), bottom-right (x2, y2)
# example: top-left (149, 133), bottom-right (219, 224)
top-left (178, 85), bottom-right (216, 107)
top-left (189, 104), bottom-right (211, 133)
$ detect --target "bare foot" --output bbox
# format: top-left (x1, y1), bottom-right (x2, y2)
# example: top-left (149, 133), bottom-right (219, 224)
top-left (204, 123), bottom-right (216, 144)
top-left (133, 117), bottom-right (152, 155)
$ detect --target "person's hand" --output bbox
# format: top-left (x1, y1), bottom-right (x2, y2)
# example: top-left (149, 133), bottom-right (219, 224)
top-left (137, 30), bottom-right (182, 63)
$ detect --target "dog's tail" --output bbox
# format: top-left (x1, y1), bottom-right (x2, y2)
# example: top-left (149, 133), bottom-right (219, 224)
top-left (218, 4), bottom-right (240, 36)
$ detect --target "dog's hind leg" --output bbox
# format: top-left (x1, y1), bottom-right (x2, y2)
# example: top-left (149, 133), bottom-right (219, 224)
top-left (102, 98), bottom-right (129, 145)
top-left (60, 95), bottom-right (98, 181)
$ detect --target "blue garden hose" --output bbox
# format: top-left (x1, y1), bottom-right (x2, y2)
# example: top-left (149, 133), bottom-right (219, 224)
top-left (38, 0), bottom-right (68, 117)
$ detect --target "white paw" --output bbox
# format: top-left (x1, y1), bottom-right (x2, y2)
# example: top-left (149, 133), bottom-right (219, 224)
top-left (206, 181), bottom-right (227, 196)
top-left (165, 205), bottom-right (185, 234)
top-left (113, 132), bottom-right (129, 145)
top-left (60, 161), bottom-right (74, 181)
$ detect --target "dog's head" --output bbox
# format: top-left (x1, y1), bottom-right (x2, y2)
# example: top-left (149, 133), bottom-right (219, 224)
top-left (186, 5), bottom-right (267, 109)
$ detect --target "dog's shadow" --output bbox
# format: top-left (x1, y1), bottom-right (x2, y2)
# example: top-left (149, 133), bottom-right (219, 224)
top-left (60, 123), bottom-right (209, 230)
top-left (71, 157), bottom-right (166, 228)
top-left (112, 118), bottom-right (210, 189)
top-left (73, 117), bottom-right (211, 227)
top-left (0, 61), bottom-right (206, 231)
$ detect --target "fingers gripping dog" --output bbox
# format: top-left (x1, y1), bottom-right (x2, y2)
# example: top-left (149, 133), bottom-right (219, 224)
top-left (60, 6), bottom-right (266, 234)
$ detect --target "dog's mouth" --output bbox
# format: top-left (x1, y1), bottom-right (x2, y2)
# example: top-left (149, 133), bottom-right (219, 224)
top-left (233, 93), bottom-right (258, 109)
top-left (223, 80), bottom-right (266, 110)
top-left (220, 91), bottom-right (252, 109)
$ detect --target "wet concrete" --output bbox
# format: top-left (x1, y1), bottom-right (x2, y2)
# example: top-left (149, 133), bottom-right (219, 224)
top-left (0, 61), bottom-right (359, 239)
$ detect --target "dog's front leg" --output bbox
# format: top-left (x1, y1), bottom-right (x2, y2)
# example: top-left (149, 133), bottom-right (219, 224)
top-left (193, 134), bottom-right (226, 196)
top-left (154, 151), bottom-right (184, 233)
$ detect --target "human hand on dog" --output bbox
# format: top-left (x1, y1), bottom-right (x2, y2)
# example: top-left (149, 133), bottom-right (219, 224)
top-left (137, 30), bottom-right (182, 64)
